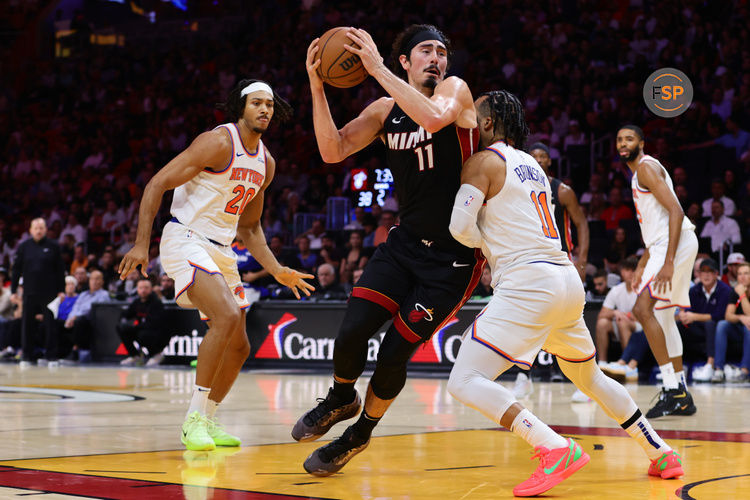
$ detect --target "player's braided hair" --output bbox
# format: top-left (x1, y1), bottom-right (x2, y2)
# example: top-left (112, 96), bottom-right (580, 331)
top-left (479, 90), bottom-right (529, 149)
top-left (217, 78), bottom-right (293, 123)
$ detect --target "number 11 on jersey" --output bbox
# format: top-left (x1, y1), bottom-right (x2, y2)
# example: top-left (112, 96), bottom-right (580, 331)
top-left (530, 191), bottom-right (559, 239)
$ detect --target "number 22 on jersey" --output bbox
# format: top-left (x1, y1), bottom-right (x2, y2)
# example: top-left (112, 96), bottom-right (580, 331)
top-left (224, 185), bottom-right (256, 215)
top-left (530, 190), bottom-right (559, 239)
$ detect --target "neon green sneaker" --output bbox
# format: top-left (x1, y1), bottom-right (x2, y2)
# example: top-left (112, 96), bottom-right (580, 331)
top-left (206, 417), bottom-right (241, 447)
top-left (181, 411), bottom-right (215, 451)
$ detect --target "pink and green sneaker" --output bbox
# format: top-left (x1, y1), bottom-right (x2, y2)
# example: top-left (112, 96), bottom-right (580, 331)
top-left (513, 438), bottom-right (590, 497)
top-left (648, 450), bottom-right (684, 479)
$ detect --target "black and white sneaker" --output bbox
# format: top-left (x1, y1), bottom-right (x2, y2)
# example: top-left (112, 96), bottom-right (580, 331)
top-left (303, 425), bottom-right (370, 477)
top-left (645, 384), bottom-right (696, 418)
top-left (292, 388), bottom-right (361, 442)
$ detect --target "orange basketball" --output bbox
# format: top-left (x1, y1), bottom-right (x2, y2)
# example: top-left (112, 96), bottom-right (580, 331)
top-left (315, 27), bottom-right (368, 88)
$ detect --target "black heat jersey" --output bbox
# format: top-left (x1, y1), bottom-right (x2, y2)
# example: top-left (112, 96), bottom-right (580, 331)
top-left (383, 103), bottom-right (478, 257)
top-left (550, 177), bottom-right (573, 255)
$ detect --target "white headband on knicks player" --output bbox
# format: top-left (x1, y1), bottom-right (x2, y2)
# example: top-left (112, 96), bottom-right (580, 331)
top-left (240, 81), bottom-right (274, 98)
top-left (449, 183), bottom-right (485, 249)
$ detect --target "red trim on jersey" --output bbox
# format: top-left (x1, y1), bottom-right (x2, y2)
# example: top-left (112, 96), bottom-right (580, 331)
top-left (455, 126), bottom-right (478, 164)
top-left (204, 125), bottom-right (235, 174)
top-left (351, 286), bottom-right (399, 315)
top-left (394, 313), bottom-right (422, 343)
top-left (563, 210), bottom-right (574, 258)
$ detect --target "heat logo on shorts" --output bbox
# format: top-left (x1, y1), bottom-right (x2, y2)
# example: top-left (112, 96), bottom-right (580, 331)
top-left (408, 303), bottom-right (434, 323)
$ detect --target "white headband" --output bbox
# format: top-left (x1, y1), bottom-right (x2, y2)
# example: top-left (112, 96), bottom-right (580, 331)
top-left (240, 82), bottom-right (273, 98)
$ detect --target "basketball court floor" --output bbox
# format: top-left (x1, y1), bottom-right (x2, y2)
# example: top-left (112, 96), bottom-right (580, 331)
top-left (0, 364), bottom-right (747, 499)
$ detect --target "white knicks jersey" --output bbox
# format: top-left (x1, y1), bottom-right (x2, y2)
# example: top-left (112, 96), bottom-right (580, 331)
top-left (478, 141), bottom-right (570, 287)
top-left (171, 123), bottom-right (266, 246)
top-left (631, 155), bottom-right (694, 248)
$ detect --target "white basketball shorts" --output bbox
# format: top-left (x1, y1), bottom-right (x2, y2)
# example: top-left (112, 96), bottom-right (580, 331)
top-left (160, 221), bottom-right (250, 320)
top-left (466, 261), bottom-right (596, 369)
top-left (636, 229), bottom-right (698, 310)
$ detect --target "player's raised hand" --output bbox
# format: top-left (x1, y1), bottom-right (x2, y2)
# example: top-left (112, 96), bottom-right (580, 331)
top-left (273, 267), bottom-right (315, 299)
top-left (118, 244), bottom-right (149, 280)
top-left (306, 38), bottom-right (323, 90)
top-left (344, 28), bottom-right (383, 75)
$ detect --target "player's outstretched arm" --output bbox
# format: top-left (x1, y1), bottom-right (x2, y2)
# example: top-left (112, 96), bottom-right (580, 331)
top-left (345, 28), bottom-right (475, 133)
top-left (637, 160), bottom-right (684, 294)
top-left (449, 150), bottom-right (503, 248)
top-left (236, 153), bottom-right (315, 299)
top-left (118, 129), bottom-right (231, 279)
top-left (559, 183), bottom-right (590, 280)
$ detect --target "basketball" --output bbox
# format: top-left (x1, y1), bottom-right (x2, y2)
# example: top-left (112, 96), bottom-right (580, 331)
top-left (315, 27), bottom-right (368, 88)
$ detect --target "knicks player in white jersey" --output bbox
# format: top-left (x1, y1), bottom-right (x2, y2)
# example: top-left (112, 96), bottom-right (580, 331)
top-left (118, 79), bottom-right (314, 451)
top-left (447, 92), bottom-right (684, 497)
top-left (618, 125), bottom-right (698, 418)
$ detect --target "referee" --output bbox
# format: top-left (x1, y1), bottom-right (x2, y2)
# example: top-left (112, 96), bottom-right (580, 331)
top-left (11, 218), bottom-right (65, 363)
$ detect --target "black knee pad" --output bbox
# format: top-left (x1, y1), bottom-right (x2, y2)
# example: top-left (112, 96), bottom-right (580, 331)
top-left (370, 328), bottom-right (420, 400)
top-left (333, 298), bottom-right (393, 380)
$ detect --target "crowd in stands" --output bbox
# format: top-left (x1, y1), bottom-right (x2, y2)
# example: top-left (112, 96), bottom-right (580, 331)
top-left (2, 1), bottom-right (750, 373)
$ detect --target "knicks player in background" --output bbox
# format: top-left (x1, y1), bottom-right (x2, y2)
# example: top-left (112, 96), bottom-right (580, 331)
top-left (119, 79), bottom-right (314, 451)
top-left (448, 91), bottom-right (683, 497)
top-left (294, 25), bottom-right (483, 476)
top-left (619, 125), bottom-right (698, 417)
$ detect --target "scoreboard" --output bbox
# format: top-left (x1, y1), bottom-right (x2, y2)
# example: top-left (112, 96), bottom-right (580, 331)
top-left (350, 167), bottom-right (394, 208)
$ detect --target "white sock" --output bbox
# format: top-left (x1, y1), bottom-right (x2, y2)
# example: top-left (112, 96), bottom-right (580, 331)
top-left (511, 409), bottom-right (568, 450)
top-left (622, 410), bottom-right (671, 460)
top-left (206, 399), bottom-right (219, 419)
top-left (659, 363), bottom-right (679, 390)
top-left (186, 385), bottom-right (210, 417)
top-left (677, 370), bottom-right (686, 388)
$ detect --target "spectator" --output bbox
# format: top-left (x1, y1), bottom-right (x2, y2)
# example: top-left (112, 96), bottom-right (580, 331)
top-left (0, 285), bottom-right (23, 360)
top-left (682, 258), bottom-right (733, 382)
top-left (295, 235), bottom-right (320, 274)
top-left (146, 243), bottom-right (162, 276)
top-left (585, 269), bottom-right (610, 303)
top-left (98, 250), bottom-right (118, 288)
top-left (712, 262), bottom-right (750, 383)
top-left (301, 219), bottom-right (326, 250)
top-left (362, 214), bottom-right (378, 248)
top-left (155, 274), bottom-right (175, 302)
top-left (343, 206), bottom-right (366, 230)
top-left (70, 243), bottom-right (88, 274)
top-left (117, 277), bottom-right (167, 367)
top-left (373, 210), bottom-right (396, 246)
top-left (116, 227), bottom-right (138, 259)
top-left (0, 268), bottom-right (13, 354)
top-left (600, 188), bottom-right (634, 231)
top-left (44, 276), bottom-right (79, 364)
top-left (595, 257), bottom-right (641, 364)
top-left (73, 267), bottom-right (89, 293)
top-left (61, 270), bottom-right (110, 363)
top-left (101, 199), bottom-right (126, 236)
top-left (11, 219), bottom-right (65, 364)
top-left (700, 200), bottom-right (741, 253)
top-left (310, 263), bottom-right (347, 301)
top-left (722, 252), bottom-right (746, 287)
top-left (701, 179), bottom-right (736, 217)
top-left (339, 230), bottom-right (369, 286)
top-left (605, 227), bottom-right (637, 269)
top-left (59, 214), bottom-right (87, 245)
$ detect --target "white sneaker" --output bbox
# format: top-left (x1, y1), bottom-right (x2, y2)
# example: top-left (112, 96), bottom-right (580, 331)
top-left (692, 363), bottom-right (714, 382)
top-left (120, 355), bottom-right (144, 366)
top-left (603, 362), bottom-right (627, 375)
top-left (624, 366), bottom-right (639, 381)
top-left (711, 369), bottom-right (725, 383)
top-left (571, 389), bottom-right (592, 403)
top-left (146, 352), bottom-right (165, 367)
top-left (512, 372), bottom-right (534, 399)
top-left (597, 360), bottom-right (609, 369)
top-left (724, 364), bottom-right (742, 382)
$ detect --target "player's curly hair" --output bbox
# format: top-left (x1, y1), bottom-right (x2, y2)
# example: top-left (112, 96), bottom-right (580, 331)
top-left (217, 78), bottom-right (293, 123)
top-left (390, 24), bottom-right (452, 82)
top-left (478, 90), bottom-right (530, 149)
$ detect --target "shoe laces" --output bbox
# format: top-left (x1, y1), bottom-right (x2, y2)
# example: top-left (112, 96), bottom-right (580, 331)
top-left (304, 390), bottom-right (344, 426)
top-left (318, 427), bottom-right (363, 463)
